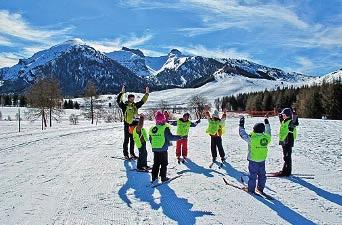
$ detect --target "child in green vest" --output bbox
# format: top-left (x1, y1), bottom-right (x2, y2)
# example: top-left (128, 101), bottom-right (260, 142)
top-left (169, 113), bottom-right (201, 162)
top-left (239, 116), bottom-right (271, 193)
top-left (204, 108), bottom-right (227, 163)
top-left (276, 108), bottom-right (299, 176)
top-left (132, 114), bottom-right (151, 171)
top-left (149, 111), bottom-right (185, 183)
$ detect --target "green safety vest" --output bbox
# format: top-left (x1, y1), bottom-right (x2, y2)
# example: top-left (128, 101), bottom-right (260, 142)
top-left (177, 119), bottom-right (191, 136)
top-left (249, 132), bottom-right (271, 162)
top-left (124, 103), bottom-right (138, 124)
top-left (279, 120), bottom-right (298, 142)
top-left (206, 119), bottom-right (225, 135)
top-left (133, 127), bottom-right (149, 149)
top-left (149, 125), bottom-right (167, 149)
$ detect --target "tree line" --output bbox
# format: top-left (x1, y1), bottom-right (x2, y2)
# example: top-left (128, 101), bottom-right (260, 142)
top-left (218, 80), bottom-right (342, 119)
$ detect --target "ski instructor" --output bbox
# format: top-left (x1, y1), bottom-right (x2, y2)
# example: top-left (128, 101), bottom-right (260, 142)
top-left (116, 85), bottom-right (149, 159)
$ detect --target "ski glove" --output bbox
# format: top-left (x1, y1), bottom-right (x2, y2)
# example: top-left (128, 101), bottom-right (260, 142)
top-left (196, 119), bottom-right (201, 124)
top-left (239, 117), bottom-right (245, 128)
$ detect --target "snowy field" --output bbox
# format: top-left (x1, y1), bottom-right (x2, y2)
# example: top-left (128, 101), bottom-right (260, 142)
top-left (0, 109), bottom-right (341, 224)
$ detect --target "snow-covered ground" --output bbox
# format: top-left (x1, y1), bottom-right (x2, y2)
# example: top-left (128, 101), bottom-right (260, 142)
top-left (0, 106), bottom-right (341, 225)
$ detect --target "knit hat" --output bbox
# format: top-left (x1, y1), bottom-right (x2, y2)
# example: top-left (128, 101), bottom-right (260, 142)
top-left (212, 110), bottom-right (220, 118)
top-left (128, 94), bottom-right (135, 99)
top-left (281, 108), bottom-right (293, 118)
top-left (253, 123), bottom-right (265, 133)
top-left (183, 112), bottom-right (190, 118)
top-left (155, 110), bottom-right (166, 125)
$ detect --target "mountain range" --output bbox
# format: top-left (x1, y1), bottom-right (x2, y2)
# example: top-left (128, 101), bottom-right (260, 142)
top-left (0, 39), bottom-right (340, 96)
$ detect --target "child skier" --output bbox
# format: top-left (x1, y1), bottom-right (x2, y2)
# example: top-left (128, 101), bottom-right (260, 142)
top-left (132, 114), bottom-right (151, 171)
top-left (204, 107), bottom-right (227, 162)
top-left (238, 116), bottom-right (271, 194)
top-left (169, 113), bottom-right (200, 162)
top-left (149, 111), bottom-right (185, 183)
top-left (276, 107), bottom-right (299, 176)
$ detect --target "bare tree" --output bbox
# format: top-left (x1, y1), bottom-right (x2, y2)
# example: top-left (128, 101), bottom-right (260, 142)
top-left (158, 100), bottom-right (170, 112)
top-left (26, 78), bottom-right (63, 130)
top-left (84, 82), bottom-right (97, 124)
top-left (188, 95), bottom-right (210, 119)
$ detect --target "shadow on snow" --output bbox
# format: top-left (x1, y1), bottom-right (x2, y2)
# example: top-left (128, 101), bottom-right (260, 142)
top-left (118, 160), bottom-right (213, 225)
top-left (221, 162), bottom-right (316, 225)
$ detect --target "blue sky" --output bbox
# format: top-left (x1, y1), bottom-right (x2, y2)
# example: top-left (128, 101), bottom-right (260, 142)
top-left (0, 0), bottom-right (341, 76)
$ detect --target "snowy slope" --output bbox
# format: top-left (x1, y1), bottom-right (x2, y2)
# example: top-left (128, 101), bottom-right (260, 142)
top-left (311, 69), bottom-right (342, 84)
top-left (0, 110), bottom-right (341, 225)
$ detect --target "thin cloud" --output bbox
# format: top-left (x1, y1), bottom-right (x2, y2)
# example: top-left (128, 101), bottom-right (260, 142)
top-left (0, 10), bottom-right (71, 42)
top-left (0, 35), bottom-right (12, 46)
top-left (168, 45), bottom-right (252, 60)
top-left (0, 52), bottom-right (22, 68)
top-left (86, 34), bottom-right (153, 52)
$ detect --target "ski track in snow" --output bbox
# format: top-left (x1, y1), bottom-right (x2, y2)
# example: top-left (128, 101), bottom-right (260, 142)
top-left (0, 117), bottom-right (341, 225)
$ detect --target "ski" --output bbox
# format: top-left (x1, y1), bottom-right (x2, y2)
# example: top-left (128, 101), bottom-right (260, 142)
top-left (255, 190), bottom-right (275, 200)
top-left (223, 178), bottom-right (247, 191)
top-left (130, 168), bottom-right (151, 173)
top-left (151, 175), bottom-right (182, 188)
top-left (267, 174), bottom-right (314, 179)
top-left (267, 172), bottom-right (315, 177)
top-left (240, 177), bottom-right (275, 200)
top-left (110, 156), bottom-right (135, 161)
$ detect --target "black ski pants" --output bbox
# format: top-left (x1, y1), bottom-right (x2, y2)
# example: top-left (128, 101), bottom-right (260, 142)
top-left (123, 123), bottom-right (135, 157)
top-left (152, 151), bottom-right (168, 181)
top-left (281, 145), bottom-right (292, 176)
top-left (211, 136), bottom-right (225, 159)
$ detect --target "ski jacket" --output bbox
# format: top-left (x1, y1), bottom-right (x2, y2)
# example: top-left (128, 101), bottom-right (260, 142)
top-left (149, 124), bottom-right (182, 152)
top-left (279, 118), bottom-right (298, 147)
top-left (239, 124), bottom-right (271, 162)
top-left (116, 92), bottom-right (149, 125)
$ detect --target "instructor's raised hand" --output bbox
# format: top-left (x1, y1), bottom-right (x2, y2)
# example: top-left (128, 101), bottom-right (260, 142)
top-left (145, 87), bottom-right (149, 94)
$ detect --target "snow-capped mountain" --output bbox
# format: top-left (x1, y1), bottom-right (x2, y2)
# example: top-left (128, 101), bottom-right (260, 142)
top-left (0, 39), bottom-right (326, 96)
top-left (311, 68), bottom-right (342, 84)
top-left (0, 39), bottom-right (147, 95)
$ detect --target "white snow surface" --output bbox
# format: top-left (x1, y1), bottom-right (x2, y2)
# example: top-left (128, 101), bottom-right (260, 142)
top-left (0, 106), bottom-right (341, 225)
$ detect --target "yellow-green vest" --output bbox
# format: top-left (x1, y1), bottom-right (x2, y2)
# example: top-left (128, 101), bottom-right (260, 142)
top-left (133, 127), bottom-right (148, 149)
top-left (149, 125), bottom-right (167, 149)
top-left (206, 119), bottom-right (225, 135)
top-left (124, 103), bottom-right (138, 124)
top-left (177, 119), bottom-right (191, 136)
top-left (249, 132), bottom-right (271, 162)
top-left (279, 120), bottom-right (298, 142)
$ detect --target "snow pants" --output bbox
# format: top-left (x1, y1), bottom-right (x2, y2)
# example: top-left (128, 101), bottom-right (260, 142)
top-left (210, 136), bottom-right (225, 159)
top-left (281, 145), bottom-right (292, 176)
top-left (137, 142), bottom-right (148, 169)
top-left (152, 151), bottom-right (168, 181)
top-left (123, 123), bottom-right (135, 157)
top-left (176, 139), bottom-right (188, 158)
top-left (248, 160), bottom-right (266, 193)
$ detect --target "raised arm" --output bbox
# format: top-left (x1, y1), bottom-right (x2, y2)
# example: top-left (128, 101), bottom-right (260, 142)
top-left (168, 120), bottom-right (178, 126)
top-left (136, 87), bottom-right (149, 109)
top-left (190, 119), bottom-right (201, 127)
top-left (116, 85), bottom-right (125, 109)
top-left (238, 117), bottom-right (250, 143)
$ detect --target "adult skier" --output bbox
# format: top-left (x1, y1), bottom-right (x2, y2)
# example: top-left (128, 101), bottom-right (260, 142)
top-left (116, 85), bottom-right (149, 159)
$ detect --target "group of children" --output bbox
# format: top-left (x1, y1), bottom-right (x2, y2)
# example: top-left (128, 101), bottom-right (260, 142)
top-left (117, 87), bottom-right (299, 192)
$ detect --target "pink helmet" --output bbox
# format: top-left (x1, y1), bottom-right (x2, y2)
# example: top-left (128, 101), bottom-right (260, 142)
top-left (155, 110), bottom-right (166, 125)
